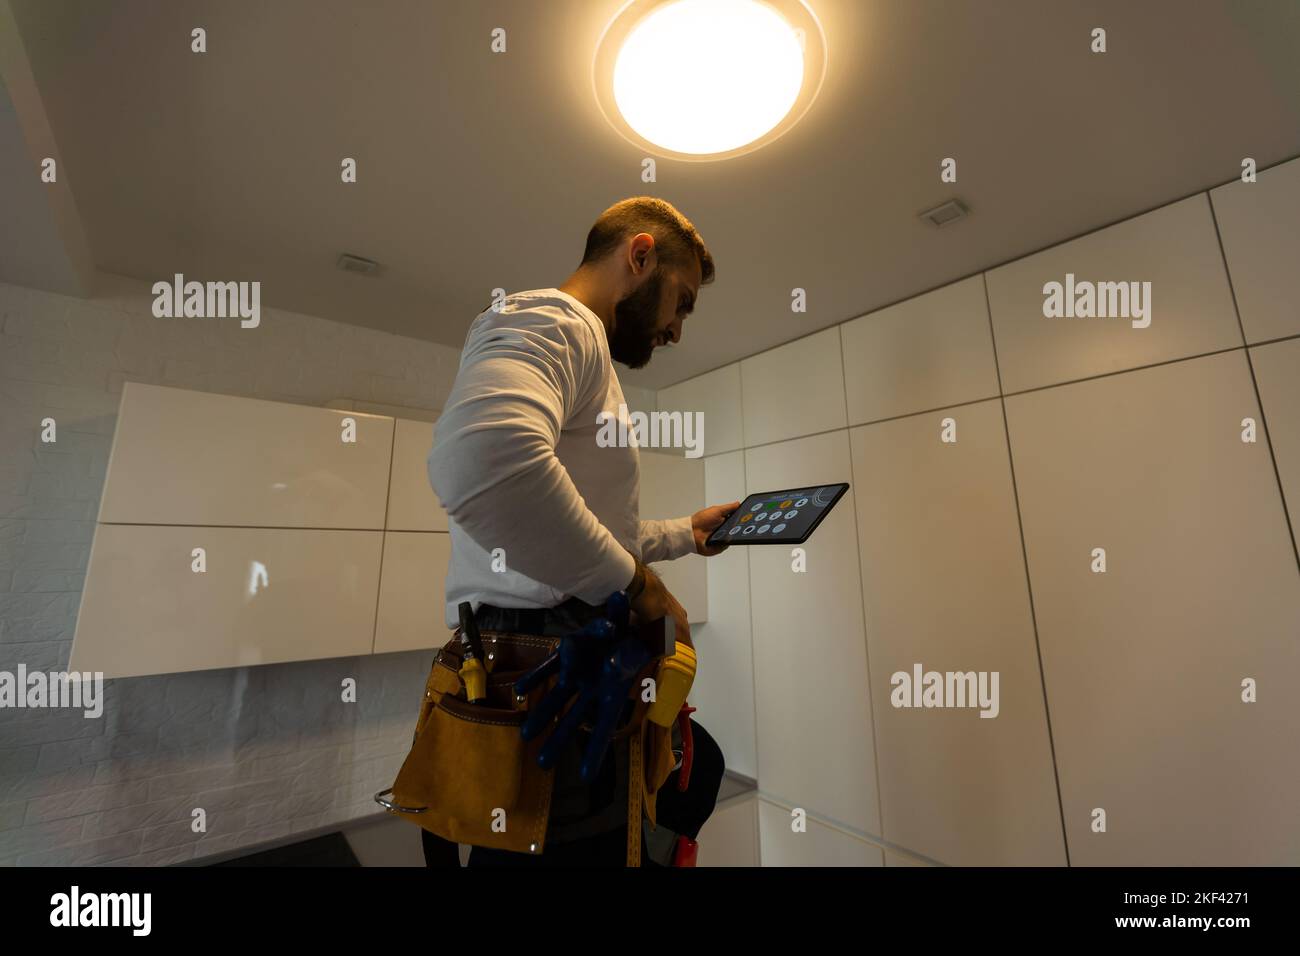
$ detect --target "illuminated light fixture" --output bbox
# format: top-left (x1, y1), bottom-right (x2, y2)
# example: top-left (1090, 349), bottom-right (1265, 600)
top-left (594, 0), bottom-right (826, 161)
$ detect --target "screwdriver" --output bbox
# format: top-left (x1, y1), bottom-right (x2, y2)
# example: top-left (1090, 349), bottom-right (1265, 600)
top-left (457, 601), bottom-right (488, 704)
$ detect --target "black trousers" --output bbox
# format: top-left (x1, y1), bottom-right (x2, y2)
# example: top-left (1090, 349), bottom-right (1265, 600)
top-left (421, 717), bottom-right (725, 867)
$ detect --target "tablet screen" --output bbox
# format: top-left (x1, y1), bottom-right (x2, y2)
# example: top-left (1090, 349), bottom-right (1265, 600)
top-left (706, 483), bottom-right (850, 546)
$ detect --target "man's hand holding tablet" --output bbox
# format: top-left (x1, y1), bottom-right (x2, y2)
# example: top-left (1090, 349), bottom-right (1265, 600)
top-left (705, 483), bottom-right (850, 547)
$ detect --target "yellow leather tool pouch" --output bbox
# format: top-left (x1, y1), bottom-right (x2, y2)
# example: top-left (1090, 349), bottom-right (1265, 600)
top-left (376, 629), bottom-right (561, 856)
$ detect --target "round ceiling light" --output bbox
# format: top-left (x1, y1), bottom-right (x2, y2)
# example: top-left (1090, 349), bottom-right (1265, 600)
top-left (594, 0), bottom-right (827, 162)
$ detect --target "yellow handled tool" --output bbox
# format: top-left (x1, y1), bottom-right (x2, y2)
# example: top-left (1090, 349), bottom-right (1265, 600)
top-left (456, 601), bottom-right (489, 704)
top-left (647, 642), bottom-right (696, 728)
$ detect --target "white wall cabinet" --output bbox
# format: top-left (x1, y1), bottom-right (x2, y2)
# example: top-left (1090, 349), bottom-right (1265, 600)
top-left (849, 401), bottom-right (1065, 866)
top-left (99, 383), bottom-right (394, 528)
top-left (696, 794), bottom-right (759, 867)
top-left (74, 384), bottom-right (439, 677)
top-left (374, 531), bottom-right (451, 654)
top-left (1250, 338), bottom-right (1300, 528)
top-left (386, 418), bottom-right (447, 531)
top-left (985, 195), bottom-right (1241, 393)
top-left (637, 448), bottom-right (707, 624)
top-left (1005, 351), bottom-right (1300, 865)
top-left (689, 450), bottom-right (757, 780)
top-left (744, 430), bottom-right (880, 836)
top-left (73, 384), bottom-right (724, 678)
top-left (840, 276), bottom-right (1000, 425)
top-left (757, 799), bottom-right (883, 867)
top-left (656, 363), bottom-right (744, 456)
top-left (740, 327), bottom-right (846, 447)
top-left (1210, 156), bottom-right (1300, 343)
top-left (72, 525), bottom-right (382, 678)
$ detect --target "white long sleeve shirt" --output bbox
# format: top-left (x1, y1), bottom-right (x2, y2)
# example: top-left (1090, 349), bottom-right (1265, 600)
top-left (427, 288), bottom-right (696, 627)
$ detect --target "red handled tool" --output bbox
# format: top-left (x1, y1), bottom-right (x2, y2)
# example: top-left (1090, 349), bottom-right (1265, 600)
top-left (676, 703), bottom-right (696, 792)
top-left (672, 835), bottom-right (699, 867)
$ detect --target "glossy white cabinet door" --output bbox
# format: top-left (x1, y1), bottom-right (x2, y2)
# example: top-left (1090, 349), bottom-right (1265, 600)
top-left (374, 532), bottom-right (451, 654)
top-left (71, 525), bottom-right (383, 679)
top-left (638, 448), bottom-right (707, 624)
top-left (1005, 351), bottom-right (1300, 865)
top-left (841, 276), bottom-right (1000, 425)
top-left (690, 451), bottom-right (757, 780)
top-left (740, 327), bottom-right (847, 447)
top-left (99, 383), bottom-right (394, 529)
top-left (757, 799), bottom-right (884, 867)
top-left (656, 363), bottom-right (744, 456)
top-left (850, 402), bottom-right (1065, 866)
top-left (696, 794), bottom-right (759, 867)
top-left (1250, 339), bottom-right (1300, 527)
top-left (387, 418), bottom-right (448, 531)
top-left (884, 851), bottom-right (934, 867)
top-left (985, 195), bottom-right (1240, 393)
top-left (1211, 156), bottom-right (1300, 343)
top-left (744, 431), bottom-right (880, 835)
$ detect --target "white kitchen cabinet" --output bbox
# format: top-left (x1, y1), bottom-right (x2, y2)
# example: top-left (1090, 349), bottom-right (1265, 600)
top-left (688, 450), bottom-right (757, 781)
top-left (386, 418), bottom-right (447, 531)
top-left (744, 430), bottom-right (879, 836)
top-left (656, 363), bottom-right (744, 456)
top-left (99, 383), bottom-right (393, 529)
top-left (841, 276), bottom-right (1000, 425)
top-left (1210, 155), bottom-right (1300, 343)
top-left (884, 851), bottom-right (933, 867)
top-left (696, 794), bottom-right (759, 867)
top-left (71, 525), bottom-right (382, 679)
top-left (985, 195), bottom-right (1240, 393)
top-left (740, 327), bottom-right (846, 447)
top-left (373, 531), bottom-right (451, 654)
top-left (1250, 338), bottom-right (1300, 530)
top-left (1005, 351), bottom-right (1300, 865)
top-left (849, 401), bottom-right (1065, 866)
top-left (638, 447), bottom-right (707, 624)
top-left (757, 798), bottom-right (883, 867)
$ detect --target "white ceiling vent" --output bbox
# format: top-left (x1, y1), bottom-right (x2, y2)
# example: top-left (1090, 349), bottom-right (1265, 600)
top-left (919, 200), bottom-right (968, 227)
top-left (336, 253), bottom-right (382, 276)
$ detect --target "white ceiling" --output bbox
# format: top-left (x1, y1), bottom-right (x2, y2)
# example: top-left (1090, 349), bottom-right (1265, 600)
top-left (4, 0), bottom-right (1299, 388)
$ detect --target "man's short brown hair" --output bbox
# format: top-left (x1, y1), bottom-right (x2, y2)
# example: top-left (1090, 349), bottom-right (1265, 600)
top-left (580, 197), bottom-right (715, 284)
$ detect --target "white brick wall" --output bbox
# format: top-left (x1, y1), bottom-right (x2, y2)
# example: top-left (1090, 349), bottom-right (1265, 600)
top-left (0, 276), bottom-right (466, 866)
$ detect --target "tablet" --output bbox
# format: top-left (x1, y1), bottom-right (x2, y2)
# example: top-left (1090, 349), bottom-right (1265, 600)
top-left (706, 483), bottom-right (850, 546)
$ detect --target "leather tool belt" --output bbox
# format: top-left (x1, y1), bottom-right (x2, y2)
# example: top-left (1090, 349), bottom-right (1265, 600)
top-left (376, 625), bottom-right (670, 866)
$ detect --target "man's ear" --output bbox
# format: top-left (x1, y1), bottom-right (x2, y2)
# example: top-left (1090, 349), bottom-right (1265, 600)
top-left (629, 232), bottom-right (657, 275)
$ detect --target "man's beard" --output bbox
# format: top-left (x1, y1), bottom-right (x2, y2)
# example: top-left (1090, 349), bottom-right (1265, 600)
top-left (608, 268), bottom-right (663, 369)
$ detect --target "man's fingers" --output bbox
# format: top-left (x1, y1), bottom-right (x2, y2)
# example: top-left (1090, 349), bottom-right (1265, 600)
top-left (711, 501), bottom-right (741, 524)
top-left (698, 511), bottom-right (726, 531)
top-left (699, 501), bottom-right (740, 524)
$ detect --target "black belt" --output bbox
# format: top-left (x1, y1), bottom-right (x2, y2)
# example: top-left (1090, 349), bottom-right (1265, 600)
top-left (473, 596), bottom-right (609, 637)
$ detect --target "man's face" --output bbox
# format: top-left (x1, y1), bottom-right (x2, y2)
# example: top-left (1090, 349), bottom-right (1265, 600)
top-left (608, 258), bottom-right (701, 369)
